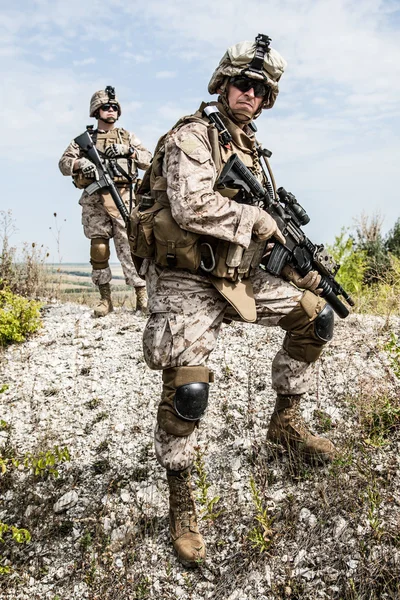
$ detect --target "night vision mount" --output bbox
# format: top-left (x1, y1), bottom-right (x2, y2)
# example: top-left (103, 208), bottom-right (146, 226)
top-left (105, 85), bottom-right (116, 100)
top-left (243, 33), bottom-right (272, 79)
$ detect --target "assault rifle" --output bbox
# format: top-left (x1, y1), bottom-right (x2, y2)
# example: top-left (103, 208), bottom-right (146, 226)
top-left (74, 130), bottom-right (130, 226)
top-left (217, 154), bottom-right (355, 318)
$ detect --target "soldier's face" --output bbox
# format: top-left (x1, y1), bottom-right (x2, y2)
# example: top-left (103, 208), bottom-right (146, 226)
top-left (226, 83), bottom-right (263, 117)
top-left (99, 105), bottom-right (118, 124)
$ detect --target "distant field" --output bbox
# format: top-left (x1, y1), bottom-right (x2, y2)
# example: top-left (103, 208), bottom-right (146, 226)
top-left (45, 263), bottom-right (128, 295)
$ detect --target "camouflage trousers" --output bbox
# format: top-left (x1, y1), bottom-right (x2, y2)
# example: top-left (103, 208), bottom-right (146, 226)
top-left (80, 193), bottom-right (144, 288)
top-left (143, 262), bottom-right (322, 471)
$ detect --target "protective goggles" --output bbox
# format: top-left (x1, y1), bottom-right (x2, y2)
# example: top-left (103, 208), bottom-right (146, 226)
top-left (100, 103), bottom-right (119, 112)
top-left (229, 76), bottom-right (269, 98)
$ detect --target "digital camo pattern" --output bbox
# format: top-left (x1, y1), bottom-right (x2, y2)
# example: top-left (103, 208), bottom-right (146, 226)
top-left (154, 423), bottom-right (198, 471)
top-left (146, 115), bottom-right (326, 470)
top-left (145, 262), bottom-right (316, 468)
top-left (81, 194), bottom-right (144, 288)
top-left (143, 262), bottom-right (309, 390)
top-left (164, 121), bottom-right (263, 249)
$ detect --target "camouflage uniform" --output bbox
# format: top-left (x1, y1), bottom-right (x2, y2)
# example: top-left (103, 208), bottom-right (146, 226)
top-left (59, 132), bottom-right (151, 288)
top-left (138, 36), bottom-right (336, 567)
top-left (142, 116), bottom-right (319, 471)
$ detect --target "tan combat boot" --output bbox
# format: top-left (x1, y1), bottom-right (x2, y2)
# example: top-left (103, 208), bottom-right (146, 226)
top-left (267, 394), bottom-right (336, 462)
top-left (167, 468), bottom-right (206, 567)
top-left (93, 283), bottom-right (113, 318)
top-left (135, 286), bottom-right (148, 312)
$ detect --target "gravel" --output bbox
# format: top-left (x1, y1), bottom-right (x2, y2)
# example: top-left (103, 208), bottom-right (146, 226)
top-left (0, 301), bottom-right (399, 599)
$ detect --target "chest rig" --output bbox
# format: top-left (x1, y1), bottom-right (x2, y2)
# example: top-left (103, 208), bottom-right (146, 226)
top-left (73, 127), bottom-right (136, 189)
top-left (128, 103), bottom-right (274, 283)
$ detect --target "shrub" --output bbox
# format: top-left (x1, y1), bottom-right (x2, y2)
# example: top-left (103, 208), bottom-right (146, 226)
top-left (326, 229), bottom-right (366, 297)
top-left (0, 286), bottom-right (42, 346)
top-left (385, 217), bottom-right (400, 258)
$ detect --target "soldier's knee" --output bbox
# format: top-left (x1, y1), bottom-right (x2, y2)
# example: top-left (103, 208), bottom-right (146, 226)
top-left (278, 291), bottom-right (334, 363)
top-left (158, 366), bottom-right (213, 436)
top-left (90, 238), bottom-right (110, 270)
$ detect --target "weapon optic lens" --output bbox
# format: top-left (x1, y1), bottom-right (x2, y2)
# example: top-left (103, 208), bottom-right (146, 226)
top-left (291, 203), bottom-right (310, 226)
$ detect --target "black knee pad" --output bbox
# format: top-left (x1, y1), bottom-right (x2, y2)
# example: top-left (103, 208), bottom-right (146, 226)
top-left (174, 382), bottom-right (209, 421)
top-left (314, 304), bottom-right (334, 342)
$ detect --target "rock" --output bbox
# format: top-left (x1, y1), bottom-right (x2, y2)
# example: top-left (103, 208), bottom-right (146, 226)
top-left (53, 490), bottom-right (79, 513)
top-left (333, 516), bottom-right (348, 539)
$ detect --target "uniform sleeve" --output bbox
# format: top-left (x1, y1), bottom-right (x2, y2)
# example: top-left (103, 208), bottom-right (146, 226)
top-left (164, 122), bottom-right (261, 249)
top-left (58, 140), bottom-right (81, 176)
top-left (129, 132), bottom-right (152, 170)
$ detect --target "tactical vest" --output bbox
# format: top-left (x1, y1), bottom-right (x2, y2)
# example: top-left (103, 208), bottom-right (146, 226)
top-left (73, 128), bottom-right (136, 189)
top-left (128, 103), bottom-right (270, 283)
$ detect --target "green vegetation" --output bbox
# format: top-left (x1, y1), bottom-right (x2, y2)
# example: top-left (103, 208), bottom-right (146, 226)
top-left (327, 215), bottom-right (400, 315)
top-left (248, 476), bottom-right (275, 553)
top-left (0, 286), bottom-right (42, 346)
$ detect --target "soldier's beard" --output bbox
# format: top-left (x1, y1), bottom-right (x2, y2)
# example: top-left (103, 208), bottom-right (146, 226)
top-left (104, 116), bottom-right (117, 123)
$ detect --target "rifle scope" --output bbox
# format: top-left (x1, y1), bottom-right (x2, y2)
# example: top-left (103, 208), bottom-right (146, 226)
top-left (277, 187), bottom-right (310, 226)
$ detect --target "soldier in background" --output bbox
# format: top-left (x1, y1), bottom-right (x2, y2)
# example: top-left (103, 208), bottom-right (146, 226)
top-left (59, 86), bottom-right (152, 316)
top-left (135, 36), bottom-right (336, 566)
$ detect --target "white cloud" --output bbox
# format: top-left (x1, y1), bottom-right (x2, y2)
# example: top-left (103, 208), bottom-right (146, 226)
top-left (73, 57), bottom-right (96, 67)
top-left (1, 0), bottom-right (399, 260)
top-left (155, 71), bottom-right (177, 79)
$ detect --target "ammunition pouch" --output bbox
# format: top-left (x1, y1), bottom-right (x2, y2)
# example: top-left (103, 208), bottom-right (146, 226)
top-left (128, 202), bottom-right (162, 259)
top-left (153, 208), bottom-right (201, 270)
top-left (209, 238), bottom-right (265, 281)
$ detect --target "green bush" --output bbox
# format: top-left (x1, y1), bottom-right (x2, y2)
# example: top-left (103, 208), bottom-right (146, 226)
top-left (0, 286), bottom-right (42, 346)
top-left (326, 229), bottom-right (366, 296)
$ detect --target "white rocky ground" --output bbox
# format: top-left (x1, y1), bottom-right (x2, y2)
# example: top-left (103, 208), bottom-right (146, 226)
top-left (0, 302), bottom-right (399, 600)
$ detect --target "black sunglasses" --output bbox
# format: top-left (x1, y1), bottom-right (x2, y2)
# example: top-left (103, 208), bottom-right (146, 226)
top-left (100, 103), bottom-right (119, 112)
top-left (230, 76), bottom-right (269, 98)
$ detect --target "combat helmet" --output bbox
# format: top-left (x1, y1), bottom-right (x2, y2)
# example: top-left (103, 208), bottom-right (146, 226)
top-left (89, 85), bottom-right (122, 118)
top-left (208, 34), bottom-right (287, 114)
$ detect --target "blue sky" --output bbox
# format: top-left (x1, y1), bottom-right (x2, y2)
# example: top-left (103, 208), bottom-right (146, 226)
top-left (1, 0), bottom-right (399, 263)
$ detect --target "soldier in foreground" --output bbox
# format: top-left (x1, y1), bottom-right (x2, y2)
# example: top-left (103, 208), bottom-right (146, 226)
top-left (134, 36), bottom-right (337, 566)
top-left (59, 87), bottom-right (152, 316)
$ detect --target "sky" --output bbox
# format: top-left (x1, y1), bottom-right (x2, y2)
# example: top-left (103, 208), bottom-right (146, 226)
top-left (1, 0), bottom-right (399, 264)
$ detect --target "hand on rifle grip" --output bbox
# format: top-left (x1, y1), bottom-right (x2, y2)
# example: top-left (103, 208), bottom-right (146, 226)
top-left (78, 158), bottom-right (98, 180)
top-left (282, 265), bottom-right (323, 295)
top-left (253, 209), bottom-right (286, 244)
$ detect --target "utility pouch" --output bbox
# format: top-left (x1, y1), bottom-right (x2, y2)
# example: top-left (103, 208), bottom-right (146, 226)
top-left (209, 240), bottom-right (243, 280)
top-left (208, 239), bottom-right (265, 281)
top-left (153, 207), bottom-right (201, 270)
top-left (128, 202), bottom-right (163, 258)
